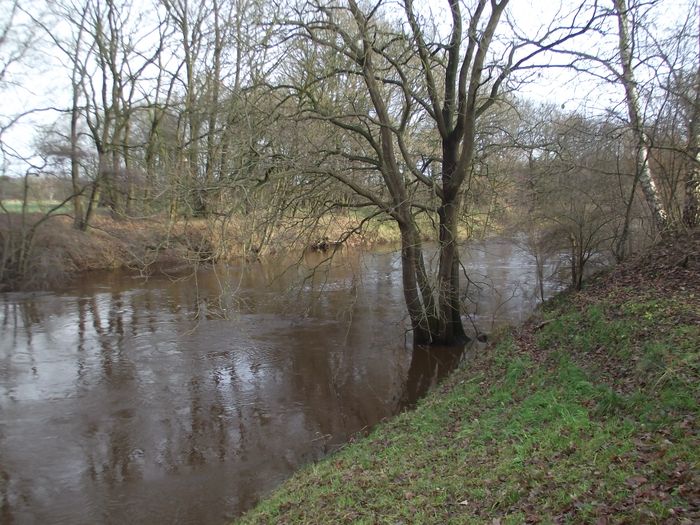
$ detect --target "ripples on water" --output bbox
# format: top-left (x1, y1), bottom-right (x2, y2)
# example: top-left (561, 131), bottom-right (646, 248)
top-left (0, 239), bottom-right (565, 524)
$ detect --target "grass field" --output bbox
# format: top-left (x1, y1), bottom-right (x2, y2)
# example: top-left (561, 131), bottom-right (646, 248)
top-left (0, 199), bottom-right (72, 214)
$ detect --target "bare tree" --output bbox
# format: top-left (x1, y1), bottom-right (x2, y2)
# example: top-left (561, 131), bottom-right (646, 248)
top-left (278, 0), bottom-right (597, 345)
top-left (0, 0), bottom-right (39, 91)
top-left (513, 107), bottom-right (636, 289)
top-left (652, 6), bottom-right (700, 228)
top-left (27, 0), bottom-right (95, 229)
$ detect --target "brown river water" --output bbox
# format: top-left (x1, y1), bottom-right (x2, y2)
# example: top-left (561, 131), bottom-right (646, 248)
top-left (0, 238), bottom-right (563, 524)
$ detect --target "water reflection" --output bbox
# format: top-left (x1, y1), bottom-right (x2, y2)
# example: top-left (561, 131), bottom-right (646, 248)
top-left (400, 344), bottom-right (469, 410)
top-left (0, 238), bottom-right (562, 524)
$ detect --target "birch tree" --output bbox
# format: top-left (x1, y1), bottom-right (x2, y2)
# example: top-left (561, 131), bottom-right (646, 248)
top-left (613, 0), bottom-right (669, 231)
top-left (683, 40), bottom-right (700, 228)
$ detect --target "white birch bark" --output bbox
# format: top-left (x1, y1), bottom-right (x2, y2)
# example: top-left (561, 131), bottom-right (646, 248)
top-left (683, 10), bottom-right (700, 228)
top-left (614, 0), bottom-right (669, 231)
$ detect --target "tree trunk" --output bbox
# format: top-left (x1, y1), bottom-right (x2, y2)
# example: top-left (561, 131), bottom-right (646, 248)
top-left (68, 5), bottom-right (89, 230)
top-left (614, 0), bottom-right (669, 232)
top-left (82, 179), bottom-right (100, 232)
top-left (437, 198), bottom-right (468, 345)
top-left (121, 119), bottom-right (133, 216)
top-left (683, 19), bottom-right (700, 229)
top-left (84, 148), bottom-right (108, 230)
top-left (399, 222), bottom-right (432, 345)
top-left (204, 0), bottom-right (223, 204)
top-left (569, 233), bottom-right (579, 289)
top-left (70, 87), bottom-right (85, 230)
top-left (684, 143), bottom-right (700, 228)
top-left (109, 140), bottom-right (121, 216)
top-left (614, 165), bottom-right (640, 261)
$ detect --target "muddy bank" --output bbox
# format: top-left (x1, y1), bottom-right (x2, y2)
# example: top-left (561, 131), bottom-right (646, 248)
top-left (0, 212), bottom-right (403, 291)
top-left (0, 215), bottom-right (209, 290)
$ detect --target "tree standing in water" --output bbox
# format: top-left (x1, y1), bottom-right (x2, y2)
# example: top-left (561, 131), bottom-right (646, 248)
top-left (279, 0), bottom-right (598, 345)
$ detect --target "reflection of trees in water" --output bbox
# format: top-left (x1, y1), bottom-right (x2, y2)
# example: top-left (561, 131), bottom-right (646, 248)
top-left (18, 299), bottom-right (42, 329)
top-left (89, 294), bottom-right (136, 385)
top-left (0, 467), bottom-right (33, 524)
top-left (459, 238), bottom-right (570, 331)
top-left (0, 422), bottom-right (26, 525)
top-left (398, 343), bottom-right (466, 411)
top-left (0, 246), bottom-right (528, 522)
top-left (186, 376), bottom-right (206, 466)
top-left (210, 367), bottom-right (230, 463)
top-left (84, 412), bottom-right (141, 487)
top-left (1, 298), bottom-right (43, 378)
top-left (464, 276), bottom-right (525, 331)
top-left (0, 467), bottom-right (11, 525)
top-left (107, 291), bottom-right (125, 340)
top-left (76, 297), bottom-right (88, 385)
top-left (79, 293), bottom-right (142, 493)
top-left (1, 297), bottom-right (40, 350)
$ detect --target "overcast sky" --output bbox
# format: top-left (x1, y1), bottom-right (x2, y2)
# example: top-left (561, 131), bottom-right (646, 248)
top-left (0, 0), bottom-right (696, 175)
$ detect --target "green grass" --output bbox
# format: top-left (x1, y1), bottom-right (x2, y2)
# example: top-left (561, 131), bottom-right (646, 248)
top-left (237, 282), bottom-right (699, 524)
top-left (0, 199), bottom-right (71, 214)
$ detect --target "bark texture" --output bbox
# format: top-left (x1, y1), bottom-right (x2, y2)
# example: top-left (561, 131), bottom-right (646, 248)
top-left (614, 0), bottom-right (669, 232)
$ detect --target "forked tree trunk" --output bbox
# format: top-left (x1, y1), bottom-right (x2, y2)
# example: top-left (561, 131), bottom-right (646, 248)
top-left (82, 178), bottom-right (101, 232)
top-left (398, 212), bottom-right (468, 346)
top-left (343, 0), bottom-right (515, 346)
top-left (399, 224), bottom-right (433, 345)
top-left (67, 4), bottom-right (90, 230)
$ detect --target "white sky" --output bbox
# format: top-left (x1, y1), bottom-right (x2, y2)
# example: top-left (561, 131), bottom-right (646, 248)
top-left (0, 0), bottom-right (696, 174)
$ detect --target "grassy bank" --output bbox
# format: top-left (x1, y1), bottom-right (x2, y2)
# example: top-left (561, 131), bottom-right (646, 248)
top-left (237, 232), bottom-right (699, 524)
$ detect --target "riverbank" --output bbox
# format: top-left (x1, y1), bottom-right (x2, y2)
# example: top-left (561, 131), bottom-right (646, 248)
top-left (1, 201), bottom-right (497, 291)
top-left (237, 231), bottom-right (699, 524)
top-left (0, 211), bottom-right (408, 290)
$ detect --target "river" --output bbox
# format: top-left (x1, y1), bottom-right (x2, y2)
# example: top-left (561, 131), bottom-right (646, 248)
top-left (0, 237), bottom-right (563, 524)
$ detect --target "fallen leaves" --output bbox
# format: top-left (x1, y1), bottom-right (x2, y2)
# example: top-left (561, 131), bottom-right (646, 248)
top-left (625, 475), bottom-right (648, 488)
